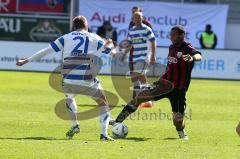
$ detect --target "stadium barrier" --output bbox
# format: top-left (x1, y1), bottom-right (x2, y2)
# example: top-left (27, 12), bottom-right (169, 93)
top-left (79, 0), bottom-right (228, 49)
top-left (0, 41), bottom-right (240, 80)
top-left (0, 14), bottom-right (69, 42)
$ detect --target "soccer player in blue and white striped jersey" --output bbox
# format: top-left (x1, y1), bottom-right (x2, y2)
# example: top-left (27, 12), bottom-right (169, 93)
top-left (127, 12), bottom-right (156, 107)
top-left (16, 16), bottom-right (115, 141)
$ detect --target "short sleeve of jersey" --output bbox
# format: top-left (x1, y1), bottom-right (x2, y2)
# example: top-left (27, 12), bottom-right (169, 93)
top-left (186, 44), bottom-right (201, 56)
top-left (146, 27), bottom-right (155, 42)
top-left (49, 36), bottom-right (65, 53)
top-left (90, 33), bottom-right (106, 52)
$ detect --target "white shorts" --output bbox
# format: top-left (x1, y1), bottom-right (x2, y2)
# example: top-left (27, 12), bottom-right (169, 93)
top-left (130, 60), bottom-right (149, 75)
top-left (62, 79), bottom-right (103, 99)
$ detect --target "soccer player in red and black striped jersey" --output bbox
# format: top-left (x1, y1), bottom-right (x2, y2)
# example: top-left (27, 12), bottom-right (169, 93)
top-left (111, 25), bottom-right (202, 140)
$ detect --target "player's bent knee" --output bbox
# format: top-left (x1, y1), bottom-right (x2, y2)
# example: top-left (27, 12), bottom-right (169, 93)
top-left (92, 89), bottom-right (108, 106)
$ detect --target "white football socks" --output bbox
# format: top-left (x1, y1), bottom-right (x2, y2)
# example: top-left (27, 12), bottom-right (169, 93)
top-left (66, 98), bottom-right (79, 127)
top-left (100, 105), bottom-right (110, 137)
top-left (66, 98), bottom-right (110, 136)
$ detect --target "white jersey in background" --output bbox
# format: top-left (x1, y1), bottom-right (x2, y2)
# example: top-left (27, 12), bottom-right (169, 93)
top-left (127, 24), bottom-right (156, 63)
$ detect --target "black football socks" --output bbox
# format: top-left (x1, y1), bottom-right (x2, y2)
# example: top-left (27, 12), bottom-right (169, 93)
top-left (115, 104), bottom-right (138, 122)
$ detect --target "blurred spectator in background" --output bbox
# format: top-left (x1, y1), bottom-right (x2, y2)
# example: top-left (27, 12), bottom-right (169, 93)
top-left (129, 6), bottom-right (152, 29)
top-left (200, 24), bottom-right (217, 49)
top-left (64, 0), bottom-right (70, 13)
top-left (97, 21), bottom-right (117, 42)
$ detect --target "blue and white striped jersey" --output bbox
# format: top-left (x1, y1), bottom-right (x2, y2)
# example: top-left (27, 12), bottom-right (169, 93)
top-left (49, 30), bottom-right (108, 86)
top-left (127, 24), bottom-right (156, 62)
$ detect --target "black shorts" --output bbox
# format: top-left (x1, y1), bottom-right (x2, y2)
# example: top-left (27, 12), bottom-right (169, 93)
top-left (134, 79), bottom-right (186, 114)
top-left (153, 89), bottom-right (186, 115)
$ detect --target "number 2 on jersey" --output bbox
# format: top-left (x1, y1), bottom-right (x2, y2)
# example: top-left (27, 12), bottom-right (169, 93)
top-left (71, 36), bottom-right (89, 54)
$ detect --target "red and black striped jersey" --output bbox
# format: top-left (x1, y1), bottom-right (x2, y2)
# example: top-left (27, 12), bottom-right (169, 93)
top-left (162, 42), bottom-right (201, 90)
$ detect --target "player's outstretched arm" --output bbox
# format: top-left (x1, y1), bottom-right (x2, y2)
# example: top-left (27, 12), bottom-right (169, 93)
top-left (16, 45), bottom-right (55, 66)
top-left (16, 58), bottom-right (29, 66)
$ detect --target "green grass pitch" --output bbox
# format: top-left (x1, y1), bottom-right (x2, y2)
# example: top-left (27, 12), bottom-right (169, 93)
top-left (0, 71), bottom-right (239, 159)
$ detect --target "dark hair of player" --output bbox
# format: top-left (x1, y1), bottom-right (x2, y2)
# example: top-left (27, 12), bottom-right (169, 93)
top-left (72, 16), bottom-right (87, 30)
top-left (132, 6), bottom-right (142, 12)
top-left (171, 25), bottom-right (186, 35)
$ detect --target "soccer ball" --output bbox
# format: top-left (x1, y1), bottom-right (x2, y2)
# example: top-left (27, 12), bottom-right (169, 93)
top-left (112, 123), bottom-right (128, 138)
